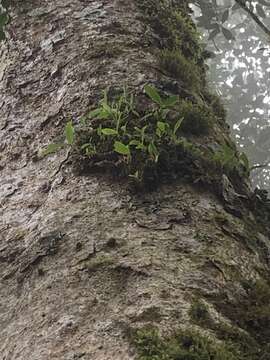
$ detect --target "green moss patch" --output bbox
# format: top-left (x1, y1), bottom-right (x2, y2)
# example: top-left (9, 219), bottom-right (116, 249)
top-left (204, 279), bottom-right (270, 359)
top-left (226, 279), bottom-right (270, 342)
top-left (203, 91), bottom-right (227, 127)
top-left (177, 100), bottom-right (212, 135)
top-left (133, 326), bottom-right (244, 360)
top-left (158, 49), bottom-right (201, 92)
top-left (189, 300), bottom-right (211, 323)
top-left (0, 0), bottom-right (10, 41)
top-left (136, 0), bottom-right (206, 94)
top-left (136, 0), bottom-right (202, 60)
top-left (189, 299), bottom-right (261, 359)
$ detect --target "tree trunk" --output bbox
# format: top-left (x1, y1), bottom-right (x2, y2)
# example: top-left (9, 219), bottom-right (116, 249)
top-left (1, 1), bottom-right (269, 359)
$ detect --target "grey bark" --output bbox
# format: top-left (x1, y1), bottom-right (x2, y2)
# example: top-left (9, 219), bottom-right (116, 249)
top-left (0, 1), bottom-right (268, 359)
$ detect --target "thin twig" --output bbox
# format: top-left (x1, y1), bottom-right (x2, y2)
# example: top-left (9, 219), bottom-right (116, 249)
top-left (250, 162), bottom-right (270, 171)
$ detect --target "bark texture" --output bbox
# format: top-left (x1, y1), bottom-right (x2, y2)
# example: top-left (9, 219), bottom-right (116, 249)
top-left (0, 1), bottom-right (270, 359)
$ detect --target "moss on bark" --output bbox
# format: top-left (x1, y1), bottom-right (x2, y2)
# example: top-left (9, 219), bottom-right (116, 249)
top-left (132, 326), bottom-right (246, 360)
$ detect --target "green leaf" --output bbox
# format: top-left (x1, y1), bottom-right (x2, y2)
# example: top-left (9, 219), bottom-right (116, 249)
top-left (129, 140), bottom-right (141, 146)
top-left (0, 12), bottom-right (8, 27)
top-left (88, 108), bottom-right (101, 118)
top-left (101, 102), bottom-right (114, 115)
top-left (65, 121), bottom-right (75, 145)
top-left (141, 125), bottom-right (148, 133)
top-left (97, 109), bottom-right (111, 120)
top-left (161, 108), bottom-right (170, 119)
top-left (144, 85), bottom-right (162, 105)
top-left (136, 143), bottom-right (147, 151)
top-left (101, 128), bottom-right (118, 136)
top-left (157, 121), bottom-right (166, 132)
top-left (81, 143), bottom-right (91, 150)
top-left (129, 171), bottom-right (139, 180)
top-left (141, 113), bottom-right (153, 122)
top-left (121, 124), bottom-right (127, 133)
top-left (129, 140), bottom-right (146, 150)
top-left (173, 118), bottom-right (184, 134)
top-left (148, 141), bottom-right (159, 162)
top-left (114, 141), bottom-right (130, 156)
top-left (162, 95), bottom-right (179, 107)
top-left (97, 125), bottom-right (103, 137)
top-left (41, 143), bottom-right (65, 157)
top-left (81, 143), bottom-right (96, 156)
top-left (88, 105), bottom-right (113, 120)
top-left (156, 128), bottom-right (162, 138)
top-left (134, 125), bottom-right (148, 139)
top-left (0, 29), bottom-right (5, 41)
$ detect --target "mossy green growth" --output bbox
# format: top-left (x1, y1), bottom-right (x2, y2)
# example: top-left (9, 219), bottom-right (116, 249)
top-left (252, 188), bottom-right (270, 229)
top-left (0, 1), bottom-right (10, 41)
top-left (212, 144), bottom-right (249, 177)
top-left (189, 300), bottom-right (210, 323)
top-left (136, 0), bottom-right (202, 61)
top-left (133, 326), bottom-right (244, 360)
top-left (203, 91), bottom-right (227, 125)
top-left (177, 100), bottom-right (212, 135)
top-left (238, 279), bottom-right (270, 340)
top-left (136, 0), bottom-right (206, 94)
top-left (189, 299), bottom-right (260, 359)
top-left (214, 322), bottom-right (260, 359)
top-left (158, 49), bottom-right (201, 91)
top-left (209, 278), bottom-right (270, 358)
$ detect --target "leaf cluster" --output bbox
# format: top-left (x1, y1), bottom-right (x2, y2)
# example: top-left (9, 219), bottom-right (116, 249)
top-left (41, 86), bottom-right (189, 183)
top-left (40, 81), bottom-right (251, 191)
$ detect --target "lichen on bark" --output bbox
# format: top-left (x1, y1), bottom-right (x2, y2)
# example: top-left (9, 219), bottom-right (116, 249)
top-left (0, 0), bottom-right (269, 359)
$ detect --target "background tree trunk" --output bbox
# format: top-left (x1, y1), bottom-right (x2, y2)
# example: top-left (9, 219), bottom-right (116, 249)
top-left (0, 1), bottom-right (269, 359)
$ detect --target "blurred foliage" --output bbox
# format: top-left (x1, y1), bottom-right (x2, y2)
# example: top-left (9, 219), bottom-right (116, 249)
top-left (0, 0), bottom-right (9, 40)
top-left (191, 0), bottom-right (270, 190)
top-left (192, 0), bottom-right (270, 41)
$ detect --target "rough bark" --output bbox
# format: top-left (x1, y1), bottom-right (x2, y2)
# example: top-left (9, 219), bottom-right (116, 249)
top-left (0, 1), bottom-right (270, 359)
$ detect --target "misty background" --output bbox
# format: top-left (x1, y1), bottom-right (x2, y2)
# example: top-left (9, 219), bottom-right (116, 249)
top-left (192, 0), bottom-right (270, 190)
